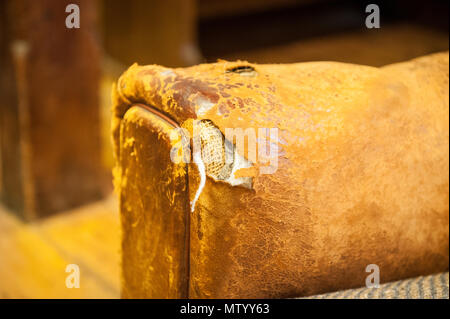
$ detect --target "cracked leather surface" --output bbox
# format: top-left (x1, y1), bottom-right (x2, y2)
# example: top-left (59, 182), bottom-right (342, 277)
top-left (113, 52), bottom-right (449, 298)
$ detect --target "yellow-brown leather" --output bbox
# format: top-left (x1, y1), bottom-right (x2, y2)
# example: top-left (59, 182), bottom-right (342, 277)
top-left (113, 52), bottom-right (449, 298)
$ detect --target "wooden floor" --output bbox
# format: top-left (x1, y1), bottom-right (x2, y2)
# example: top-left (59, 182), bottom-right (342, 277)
top-left (0, 196), bottom-right (120, 299)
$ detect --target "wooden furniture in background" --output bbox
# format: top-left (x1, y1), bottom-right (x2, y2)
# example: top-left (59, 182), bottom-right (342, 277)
top-left (197, 0), bottom-right (311, 18)
top-left (101, 0), bottom-right (201, 67)
top-left (0, 0), bottom-right (107, 220)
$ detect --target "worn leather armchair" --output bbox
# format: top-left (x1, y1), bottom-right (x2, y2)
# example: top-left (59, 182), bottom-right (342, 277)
top-left (112, 52), bottom-right (449, 298)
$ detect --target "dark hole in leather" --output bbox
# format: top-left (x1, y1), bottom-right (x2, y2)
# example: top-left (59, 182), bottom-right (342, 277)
top-left (226, 65), bottom-right (256, 74)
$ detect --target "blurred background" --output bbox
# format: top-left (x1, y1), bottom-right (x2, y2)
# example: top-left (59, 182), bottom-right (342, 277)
top-left (0, 0), bottom-right (448, 298)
